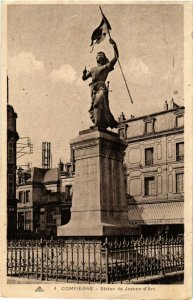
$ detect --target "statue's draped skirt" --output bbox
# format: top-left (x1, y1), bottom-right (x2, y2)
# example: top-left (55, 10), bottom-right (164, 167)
top-left (89, 83), bottom-right (118, 129)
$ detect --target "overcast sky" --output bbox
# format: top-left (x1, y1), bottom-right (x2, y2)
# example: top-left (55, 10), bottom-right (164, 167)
top-left (7, 4), bottom-right (184, 168)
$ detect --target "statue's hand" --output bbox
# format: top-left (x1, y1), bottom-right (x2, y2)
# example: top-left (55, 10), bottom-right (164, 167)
top-left (83, 66), bottom-right (87, 75)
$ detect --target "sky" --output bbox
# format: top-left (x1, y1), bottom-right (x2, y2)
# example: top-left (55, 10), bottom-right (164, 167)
top-left (7, 4), bottom-right (184, 168)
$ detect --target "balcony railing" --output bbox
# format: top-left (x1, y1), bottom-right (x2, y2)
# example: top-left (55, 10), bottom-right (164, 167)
top-left (176, 155), bottom-right (184, 161)
top-left (145, 159), bottom-right (154, 166)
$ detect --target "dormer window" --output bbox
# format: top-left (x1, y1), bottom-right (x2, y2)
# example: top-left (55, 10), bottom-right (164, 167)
top-left (143, 117), bottom-right (156, 134)
top-left (118, 112), bottom-right (128, 140)
top-left (146, 122), bottom-right (153, 133)
top-left (118, 124), bottom-right (128, 140)
top-left (176, 115), bottom-right (184, 127)
top-left (173, 108), bottom-right (184, 128)
top-left (65, 185), bottom-right (72, 201)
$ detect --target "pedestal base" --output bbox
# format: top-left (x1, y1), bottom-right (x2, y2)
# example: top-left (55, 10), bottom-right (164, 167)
top-left (57, 222), bottom-right (140, 236)
top-left (57, 129), bottom-right (141, 237)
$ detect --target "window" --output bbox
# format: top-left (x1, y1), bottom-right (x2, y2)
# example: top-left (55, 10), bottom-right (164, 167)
top-left (8, 141), bottom-right (14, 163)
top-left (18, 212), bottom-right (25, 230)
top-left (119, 128), bottom-right (125, 139)
top-left (176, 116), bottom-right (184, 127)
top-left (146, 122), bottom-right (153, 133)
top-left (176, 142), bottom-right (184, 161)
top-left (40, 209), bottom-right (46, 231)
top-left (145, 177), bottom-right (156, 196)
top-left (46, 210), bottom-right (56, 225)
top-left (144, 117), bottom-right (156, 134)
top-left (176, 173), bottom-right (184, 193)
top-left (18, 175), bottom-right (23, 184)
top-left (25, 190), bottom-right (30, 202)
top-left (18, 191), bottom-right (23, 203)
top-left (8, 174), bottom-right (14, 195)
top-left (145, 148), bottom-right (154, 166)
top-left (118, 124), bottom-right (128, 140)
top-left (25, 211), bottom-right (31, 230)
top-left (65, 185), bottom-right (72, 200)
top-left (66, 164), bottom-right (72, 175)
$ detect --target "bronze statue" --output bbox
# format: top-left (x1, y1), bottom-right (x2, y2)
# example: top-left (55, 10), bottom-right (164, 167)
top-left (82, 39), bottom-right (119, 130)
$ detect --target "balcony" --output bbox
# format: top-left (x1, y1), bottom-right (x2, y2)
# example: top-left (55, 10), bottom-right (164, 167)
top-left (176, 155), bottom-right (184, 162)
top-left (145, 159), bottom-right (154, 167)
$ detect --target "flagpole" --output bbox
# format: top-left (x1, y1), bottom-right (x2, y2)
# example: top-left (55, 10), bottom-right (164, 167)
top-left (99, 6), bottom-right (133, 104)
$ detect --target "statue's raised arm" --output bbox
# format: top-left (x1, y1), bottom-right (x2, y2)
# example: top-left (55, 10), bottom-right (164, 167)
top-left (109, 38), bottom-right (119, 69)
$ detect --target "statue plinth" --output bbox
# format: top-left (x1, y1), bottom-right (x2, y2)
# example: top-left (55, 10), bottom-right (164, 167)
top-left (57, 128), bottom-right (140, 236)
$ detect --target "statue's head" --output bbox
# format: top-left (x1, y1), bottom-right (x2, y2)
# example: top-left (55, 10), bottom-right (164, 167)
top-left (96, 52), bottom-right (109, 65)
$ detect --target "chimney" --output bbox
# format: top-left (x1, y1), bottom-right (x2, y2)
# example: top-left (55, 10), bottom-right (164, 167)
top-left (23, 170), bottom-right (31, 183)
top-left (118, 112), bottom-right (126, 122)
top-left (17, 167), bottom-right (23, 184)
top-left (164, 100), bottom-right (168, 111)
top-left (58, 159), bottom-right (64, 173)
top-left (170, 98), bottom-right (179, 109)
top-left (170, 99), bottom-right (175, 109)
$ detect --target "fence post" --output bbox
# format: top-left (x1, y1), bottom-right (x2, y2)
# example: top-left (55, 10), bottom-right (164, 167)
top-left (159, 236), bottom-right (164, 275)
top-left (105, 237), bottom-right (109, 284)
top-left (40, 238), bottom-right (44, 281)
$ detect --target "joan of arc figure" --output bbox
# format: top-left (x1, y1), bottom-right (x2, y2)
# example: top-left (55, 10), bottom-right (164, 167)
top-left (82, 38), bottom-right (119, 130)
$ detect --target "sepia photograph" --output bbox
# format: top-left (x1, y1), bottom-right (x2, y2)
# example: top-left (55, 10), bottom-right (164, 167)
top-left (1, 1), bottom-right (192, 299)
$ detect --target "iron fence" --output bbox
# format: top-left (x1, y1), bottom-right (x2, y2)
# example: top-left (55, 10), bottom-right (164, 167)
top-left (7, 235), bottom-right (184, 283)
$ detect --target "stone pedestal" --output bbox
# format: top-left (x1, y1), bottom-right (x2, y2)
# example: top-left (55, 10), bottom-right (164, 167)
top-left (57, 128), bottom-right (140, 236)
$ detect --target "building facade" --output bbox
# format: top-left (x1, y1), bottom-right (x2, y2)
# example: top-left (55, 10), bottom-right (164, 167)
top-left (7, 104), bottom-right (19, 239)
top-left (17, 167), bottom-right (47, 234)
top-left (118, 100), bottom-right (184, 235)
top-left (59, 161), bottom-right (74, 225)
top-left (16, 163), bottom-right (74, 236)
top-left (15, 101), bottom-right (184, 237)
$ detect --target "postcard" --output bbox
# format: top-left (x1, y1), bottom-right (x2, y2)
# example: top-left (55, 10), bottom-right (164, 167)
top-left (0, 1), bottom-right (192, 299)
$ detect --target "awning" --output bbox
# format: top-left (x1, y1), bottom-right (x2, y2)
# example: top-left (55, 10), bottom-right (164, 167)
top-left (128, 201), bottom-right (183, 225)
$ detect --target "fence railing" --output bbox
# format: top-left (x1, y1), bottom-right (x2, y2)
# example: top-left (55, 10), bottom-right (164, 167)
top-left (7, 235), bottom-right (184, 283)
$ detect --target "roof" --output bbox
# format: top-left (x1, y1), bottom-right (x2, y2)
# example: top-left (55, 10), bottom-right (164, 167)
top-left (31, 167), bottom-right (47, 183)
top-left (121, 106), bottom-right (185, 124)
top-left (43, 168), bottom-right (59, 183)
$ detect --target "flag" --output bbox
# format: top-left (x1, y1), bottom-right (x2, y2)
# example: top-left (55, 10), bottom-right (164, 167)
top-left (90, 11), bottom-right (111, 50)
